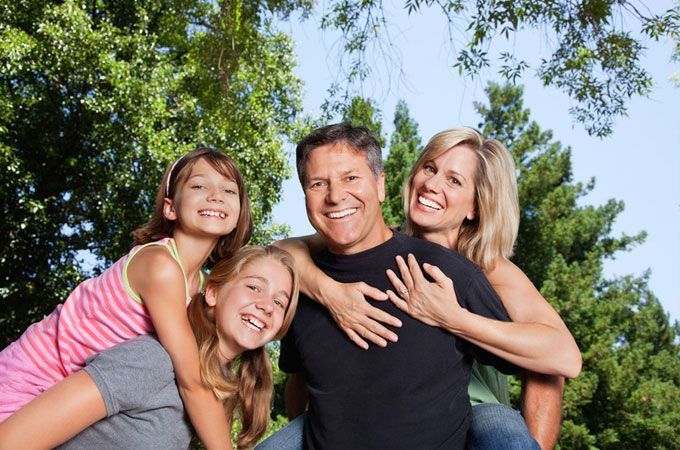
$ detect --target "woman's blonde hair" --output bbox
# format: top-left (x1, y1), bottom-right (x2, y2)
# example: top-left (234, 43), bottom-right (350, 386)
top-left (186, 245), bottom-right (299, 449)
top-left (404, 127), bottom-right (519, 270)
top-left (133, 147), bottom-right (253, 264)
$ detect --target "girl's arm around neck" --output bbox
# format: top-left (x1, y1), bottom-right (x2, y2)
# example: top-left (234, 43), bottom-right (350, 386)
top-left (274, 235), bottom-right (400, 350)
top-left (129, 248), bottom-right (232, 450)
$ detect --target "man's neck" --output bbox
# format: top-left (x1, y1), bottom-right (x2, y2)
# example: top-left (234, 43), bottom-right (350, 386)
top-left (327, 222), bottom-right (393, 256)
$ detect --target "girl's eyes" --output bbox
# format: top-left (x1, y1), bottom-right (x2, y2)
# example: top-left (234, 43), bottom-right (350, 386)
top-left (190, 184), bottom-right (237, 194)
top-left (248, 284), bottom-right (261, 293)
top-left (423, 164), bottom-right (436, 174)
top-left (274, 299), bottom-right (286, 309)
top-left (448, 177), bottom-right (461, 186)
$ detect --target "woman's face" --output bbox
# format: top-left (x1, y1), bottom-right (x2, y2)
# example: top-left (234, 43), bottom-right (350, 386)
top-left (205, 257), bottom-right (292, 362)
top-left (408, 145), bottom-right (478, 248)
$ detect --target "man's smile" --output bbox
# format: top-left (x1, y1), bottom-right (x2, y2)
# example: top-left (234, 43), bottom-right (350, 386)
top-left (326, 208), bottom-right (358, 219)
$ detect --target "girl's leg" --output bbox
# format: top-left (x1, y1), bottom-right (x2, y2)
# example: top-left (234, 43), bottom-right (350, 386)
top-left (255, 413), bottom-right (306, 450)
top-left (0, 340), bottom-right (53, 421)
top-left (468, 403), bottom-right (540, 450)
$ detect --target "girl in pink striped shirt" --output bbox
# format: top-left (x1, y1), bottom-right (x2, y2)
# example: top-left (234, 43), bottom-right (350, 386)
top-left (0, 147), bottom-right (255, 449)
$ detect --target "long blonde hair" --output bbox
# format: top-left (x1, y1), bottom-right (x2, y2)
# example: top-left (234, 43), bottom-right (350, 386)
top-left (186, 246), bottom-right (299, 448)
top-left (133, 147), bottom-right (253, 264)
top-left (404, 127), bottom-right (519, 270)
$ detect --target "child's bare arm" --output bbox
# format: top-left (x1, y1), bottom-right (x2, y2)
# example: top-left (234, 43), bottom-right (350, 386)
top-left (129, 248), bottom-right (231, 450)
top-left (0, 370), bottom-right (106, 450)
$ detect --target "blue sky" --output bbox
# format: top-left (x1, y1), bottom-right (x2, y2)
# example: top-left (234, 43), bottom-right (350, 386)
top-left (271, 2), bottom-right (680, 322)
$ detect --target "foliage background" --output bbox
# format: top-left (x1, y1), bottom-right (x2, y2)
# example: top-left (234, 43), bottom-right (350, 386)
top-left (1, 1), bottom-right (678, 449)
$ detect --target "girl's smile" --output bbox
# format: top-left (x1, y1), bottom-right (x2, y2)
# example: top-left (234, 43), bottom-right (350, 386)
top-left (164, 158), bottom-right (241, 239)
top-left (205, 257), bottom-right (292, 362)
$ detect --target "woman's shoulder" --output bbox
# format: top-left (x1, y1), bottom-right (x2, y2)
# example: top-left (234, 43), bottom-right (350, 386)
top-left (484, 257), bottom-right (531, 288)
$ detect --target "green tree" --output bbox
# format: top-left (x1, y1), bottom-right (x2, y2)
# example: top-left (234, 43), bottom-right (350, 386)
top-left (0, 0), bottom-right (307, 346)
top-left (319, 0), bottom-right (679, 137)
top-left (474, 82), bottom-right (679, 448)
top-left (381, 100), bottom-right (421, 227)
top-left (340, 95), bottom-right (385, 147)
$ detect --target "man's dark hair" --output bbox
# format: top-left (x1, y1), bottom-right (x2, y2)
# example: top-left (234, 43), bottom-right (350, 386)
top-left (296, 123), bottom-right (383, 186)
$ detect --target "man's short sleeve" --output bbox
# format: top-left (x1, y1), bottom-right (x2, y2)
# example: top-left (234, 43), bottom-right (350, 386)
top-left (279, 323), bottom-right (303, 374)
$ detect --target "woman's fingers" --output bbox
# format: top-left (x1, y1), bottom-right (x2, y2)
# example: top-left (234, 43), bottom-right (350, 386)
top-left (366, 303), bottom-right (402, 328)
top-left (356, 323), bottom-right (389, 347)
top-left (340, 305), bottom-right (400, 347)
top-left (341, 316), bottom-right (394, 348)
top-left (406, 254), bottom-right (426, 283)
top-left (386, 290), bottom-right (409, 312)
top-left (332, 281), bottom-right (402, 349)
top-left (354, 281), bottom-right (389, 301)
top-left (385, 268), bottom-right (406, 294)
top-left (394, 256), bottom-right (414, 290)
top-left (361, 304), bottom-right (400, 342)
top-left (422, 262), bottom-right (453, 288)
top-left (345, 328), bottom-right (370, 350)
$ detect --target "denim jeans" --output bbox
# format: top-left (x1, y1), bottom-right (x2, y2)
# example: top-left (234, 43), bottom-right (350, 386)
top-left (255, 414), bottom-right (305, 450)
top-left (255, 404), bottom-right (540, 449)
top-left (468, 403), bottom-right (541, 450)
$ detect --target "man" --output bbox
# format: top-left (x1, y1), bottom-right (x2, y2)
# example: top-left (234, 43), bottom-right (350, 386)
top-left (272, 123), bottom-right (522, 449)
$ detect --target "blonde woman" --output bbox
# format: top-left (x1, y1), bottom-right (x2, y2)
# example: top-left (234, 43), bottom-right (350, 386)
top-left (269, 127), bottom-right (580, 449)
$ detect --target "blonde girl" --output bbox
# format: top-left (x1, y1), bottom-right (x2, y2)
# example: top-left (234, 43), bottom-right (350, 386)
top-left (0, 245), bottom-right (299, 449)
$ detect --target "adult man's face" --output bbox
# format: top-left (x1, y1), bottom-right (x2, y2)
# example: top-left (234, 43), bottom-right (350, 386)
top-left (303, 141), bottom-right (388, 255)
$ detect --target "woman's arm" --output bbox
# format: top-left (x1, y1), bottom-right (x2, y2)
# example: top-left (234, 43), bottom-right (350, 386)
top-left (0, 370), bottom-right (106, 450)
top-left (275, 235), bottom-right (401, 349)
top-left (386, 254), bottom-right (581, 378)
top-left (128, 248), bottom-right (231, 450)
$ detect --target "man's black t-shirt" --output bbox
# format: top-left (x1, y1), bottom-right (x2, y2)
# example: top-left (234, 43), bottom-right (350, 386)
top-left (280, 232), bottom-right (518, 450)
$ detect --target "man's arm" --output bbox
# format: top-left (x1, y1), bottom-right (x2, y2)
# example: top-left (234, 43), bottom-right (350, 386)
top-left (522, 372), bottom-right (564, 450)
top-left (285, 372), bottom-right (309, 421)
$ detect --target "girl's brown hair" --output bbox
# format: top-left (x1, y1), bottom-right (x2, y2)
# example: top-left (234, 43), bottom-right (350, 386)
top-left (186, 245), bottom-right (299, 449)
top-left (133, 147), bottom-right (253, 263)
top-left (403, 127), bottom-right (519, 271)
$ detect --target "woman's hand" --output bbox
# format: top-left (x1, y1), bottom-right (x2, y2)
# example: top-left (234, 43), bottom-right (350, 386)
top-left (319, 279), bottom-right (402, 350)
top-left (386, 254), bottom-right (465, 329)
top-left (275, 234), bottom-right (402, 350)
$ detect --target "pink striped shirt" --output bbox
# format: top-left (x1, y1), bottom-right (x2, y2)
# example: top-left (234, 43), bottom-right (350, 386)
top-left (17, 237), bottom-right (193, 383)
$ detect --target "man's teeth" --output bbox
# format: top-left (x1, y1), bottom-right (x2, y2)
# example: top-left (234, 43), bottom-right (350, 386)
top-left (242, 315), bottom-right (265, 331)
top-left (418, 196), bottom-right (442, 210)
top-left (327, 208), bottom-right (357, 219)
top-left (199, 210), bottom-right (226, 219)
